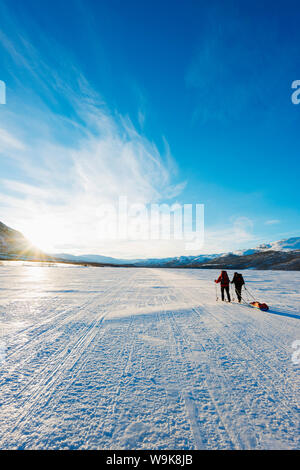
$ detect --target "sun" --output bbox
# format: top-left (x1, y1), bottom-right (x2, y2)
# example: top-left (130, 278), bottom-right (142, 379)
top-left (21, 218), bottom-right (59, 253)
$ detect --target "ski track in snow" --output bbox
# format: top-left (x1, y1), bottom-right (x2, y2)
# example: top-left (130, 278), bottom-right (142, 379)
top-left (0, 265), bottom-right (299, 449)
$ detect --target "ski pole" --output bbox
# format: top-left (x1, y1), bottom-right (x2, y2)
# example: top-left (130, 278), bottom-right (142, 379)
top-left (215, 282), bottom-right (219, 301)
top-left (230, 283), bottom-right (235, 302)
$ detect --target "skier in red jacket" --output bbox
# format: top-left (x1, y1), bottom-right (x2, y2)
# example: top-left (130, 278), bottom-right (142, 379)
top-left (215, 271), bottom-right (231, 302)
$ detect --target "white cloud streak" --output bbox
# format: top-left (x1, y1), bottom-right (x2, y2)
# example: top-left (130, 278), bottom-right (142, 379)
top-left (0, 128), bottom-right (26, 151)
top-left (0, 13), bottom-right (186, 257)
top-left (264, 219), bottom-right (280, 225)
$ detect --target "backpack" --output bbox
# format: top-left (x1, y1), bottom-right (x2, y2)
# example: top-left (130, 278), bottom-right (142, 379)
top-left (221, 272), bottom-right (229, 283)
top-left (235, 273), bottom-right (244, 285)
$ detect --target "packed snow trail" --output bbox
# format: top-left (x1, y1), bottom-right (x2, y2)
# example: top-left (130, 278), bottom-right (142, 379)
top-left (0, 264), bottom-right (299, 449)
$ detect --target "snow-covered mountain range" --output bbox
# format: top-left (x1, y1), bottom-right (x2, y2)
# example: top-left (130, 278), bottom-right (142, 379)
top-left (130, 237), bottom-right (300, 267)
top-left (255, 237), bottom-right (300, 252)
top-left (55, 236), bottom-right (300, 270)
top-left (1, 220), bottom-right (299, 269)
top-left (51, 236), bottom-right (300, 270)
top-left (55, 253), bottom-right (127, 265)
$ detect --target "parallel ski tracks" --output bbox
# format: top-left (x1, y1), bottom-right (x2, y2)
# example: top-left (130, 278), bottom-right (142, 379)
top-left (0, 271), bottom-right (138, 448)
top-left (158, 276), bottom-right (244, 449)
top-left (156, 270), bottom-right (300, 449)
top-left (1, 268), bottom-right (299, 449)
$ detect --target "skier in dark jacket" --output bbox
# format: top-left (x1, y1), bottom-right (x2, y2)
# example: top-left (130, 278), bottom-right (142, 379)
top-left (215, 270), bottom-right (231, 302)
top-left (231, 272), bottom-right (245, 303)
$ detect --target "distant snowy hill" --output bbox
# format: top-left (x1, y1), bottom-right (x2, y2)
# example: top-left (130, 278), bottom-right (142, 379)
top-left (255, 237), bottom-right (300, 252)
top-left (55, 253), bottom-right (128, 265)
top-left (132, 254), bottom-right (219, 267)
top-left (132, 237), bottom-right (300, 267)
top-left (43, 236), bottom-right (300, 270)
top-left (231, 237), bottom-right (300, 256)
top-left (198, 250), bottom-right (300, 271)
top-left (1, 220), bottom-right (299, 270)
top-left (0, 221), bottom-right (27, 251)
top-left (232, 248), bottom-right (258, 256)
top-left (0, 221), bottom-right (32, 257)
top-left (55, 253), bottom-right (220, 267)
top-left (0, 221), bottom-right (46, 260)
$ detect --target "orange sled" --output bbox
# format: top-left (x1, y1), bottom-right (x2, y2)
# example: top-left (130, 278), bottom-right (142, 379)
top-left (250, 301), bottom-right (269, 311)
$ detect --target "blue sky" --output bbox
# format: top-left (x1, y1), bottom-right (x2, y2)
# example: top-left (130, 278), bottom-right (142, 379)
top-left (0, 0), bottom-right (299, 258)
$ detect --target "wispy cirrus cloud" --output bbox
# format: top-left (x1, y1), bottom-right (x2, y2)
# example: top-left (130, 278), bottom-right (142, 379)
top-left (0, 6), bottom-right (185, 257)
top-left (0, 128), bottom-right (26, 151)
top-left (0, 100), bottom-right (185, 255)
top-left (265, 219), bottom-right (280, 225)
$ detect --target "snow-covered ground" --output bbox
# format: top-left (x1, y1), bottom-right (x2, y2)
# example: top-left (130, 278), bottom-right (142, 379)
top-left (0, 264), bottom-right (299, 450)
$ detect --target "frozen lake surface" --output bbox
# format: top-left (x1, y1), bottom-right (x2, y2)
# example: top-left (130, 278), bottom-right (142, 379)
top-left (0, 265), bottom-right (299, 449)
